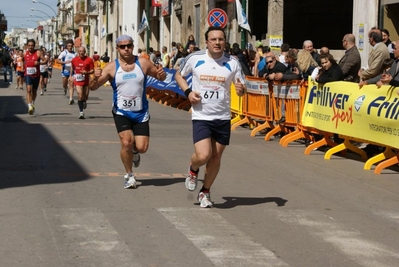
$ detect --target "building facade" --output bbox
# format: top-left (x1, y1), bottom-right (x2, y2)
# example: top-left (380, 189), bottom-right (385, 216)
top-left (3, 0), bottom-right (399, 67)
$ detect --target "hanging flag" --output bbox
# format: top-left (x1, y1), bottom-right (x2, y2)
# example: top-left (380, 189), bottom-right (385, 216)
top-left (152, 0), bottom-right (162, 7)
top-left (235, 0), bottom-right (251, 32)
top-left (85, 28), bottom-right (90, 45)
top-left (138, 10), bottom-right (150, 34)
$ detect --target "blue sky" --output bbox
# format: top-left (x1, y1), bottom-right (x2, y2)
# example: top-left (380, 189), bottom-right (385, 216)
top-left (2, 0), bottom-right (58, 31)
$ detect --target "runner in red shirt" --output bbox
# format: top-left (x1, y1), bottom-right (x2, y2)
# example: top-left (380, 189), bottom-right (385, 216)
top-left (24, 39), bottom-right (47, 115)
top-left (70, 46), bottom-right (94, 119)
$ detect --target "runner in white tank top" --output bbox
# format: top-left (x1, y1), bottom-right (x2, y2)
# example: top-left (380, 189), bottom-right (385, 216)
top-left (89, 35), bottom-right (167, 189)
top-left (111, 58), bottom-right (149, 123)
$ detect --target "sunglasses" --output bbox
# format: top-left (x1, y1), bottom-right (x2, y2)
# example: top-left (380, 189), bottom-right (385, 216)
top-left (267, 60), bottom-right (273, 64)
top-left (118, 43), bottom-right (133, 49)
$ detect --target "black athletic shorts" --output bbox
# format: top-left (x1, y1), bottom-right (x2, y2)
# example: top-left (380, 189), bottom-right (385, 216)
top-left (40, 71), bottom-right (48, 78)
top-left (25, 76), bottom-right (40, 90)
top-left (112, 112), bottom-right (150, 136)
top-left (192, 120), bottom-right (230, 145)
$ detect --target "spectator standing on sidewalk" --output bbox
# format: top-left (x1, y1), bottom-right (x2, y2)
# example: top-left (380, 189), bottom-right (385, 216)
top-left (1, 48), bottom-right (13, 84)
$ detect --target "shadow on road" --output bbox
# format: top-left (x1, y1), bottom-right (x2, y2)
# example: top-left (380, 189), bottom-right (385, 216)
top-left (0, 95), bottom-right (91, 189)
top-left (213, 196), bottom-right (288, 209)
top-left (138, 177), bottom-right (185, 187)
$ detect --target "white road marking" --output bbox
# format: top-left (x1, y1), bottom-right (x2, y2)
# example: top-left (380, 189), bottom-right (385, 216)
top-left (158, 207), bottom-right (290, 267)
top-left (43, 208), bottom-right (141, 267)
top-left (276, 210), bottom-right (399, 267)
top-left (374, 210), bottom-right (399, 221)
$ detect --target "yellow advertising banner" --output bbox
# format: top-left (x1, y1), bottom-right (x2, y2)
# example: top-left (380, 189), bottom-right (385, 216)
top-left (301, 80), bottom-right (399, 148)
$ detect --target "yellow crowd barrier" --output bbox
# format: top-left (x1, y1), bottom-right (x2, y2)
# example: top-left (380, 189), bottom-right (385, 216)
top-left (53, 61), bottom-right (62, 70)
top-left (231, 76), bottom-right (273, 135)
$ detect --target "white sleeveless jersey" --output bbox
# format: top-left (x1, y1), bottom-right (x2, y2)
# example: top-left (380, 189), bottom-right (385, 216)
top-left (111, 59), bottom-right (149, 122)
top-left (179, 49), bottom-right (245, 120)
top-left (40, 55), bottom-right (48, 72)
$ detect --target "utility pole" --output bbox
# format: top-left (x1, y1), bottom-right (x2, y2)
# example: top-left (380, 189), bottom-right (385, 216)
top-left (240, 0), bottom-right (246, 49)
top-left (106, 0), bottom-right (109, 54)
top-left (146, 0), bottom-right (150, 52)
top-left (72, 0), bottom-right (75, 39)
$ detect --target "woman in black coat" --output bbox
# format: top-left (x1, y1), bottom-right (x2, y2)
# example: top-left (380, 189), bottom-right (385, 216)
top-left (315, 53), bottom-right (343, 83)
top-left (185, 35), bottom-right (196, 50)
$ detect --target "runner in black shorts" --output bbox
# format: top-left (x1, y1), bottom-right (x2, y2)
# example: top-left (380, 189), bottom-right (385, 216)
top-left (89, 34), bottom-right (166, 189)
top-left (113, 113), bottom-right (150, 136)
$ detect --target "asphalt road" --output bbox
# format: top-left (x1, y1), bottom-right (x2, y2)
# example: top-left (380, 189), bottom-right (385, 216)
top-left (0, 69), bottom-right (398, 267)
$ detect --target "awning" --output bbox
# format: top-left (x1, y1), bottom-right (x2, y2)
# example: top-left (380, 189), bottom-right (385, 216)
top-left (381, 0), bottom-right (399, 5)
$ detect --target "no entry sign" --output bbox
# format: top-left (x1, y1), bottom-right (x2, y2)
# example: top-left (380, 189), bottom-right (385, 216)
top-left (207, 8), bottom-right (228, 28)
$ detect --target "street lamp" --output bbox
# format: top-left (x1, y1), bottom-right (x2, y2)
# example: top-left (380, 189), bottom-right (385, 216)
top-left (32, 0), bottom-right (57, 16)
top-left (32, 1), bottom-right (58, 54)
top-left (30, 14), bottom-right (47, 21)
top-left (31, 8), bottom-right (52, 19)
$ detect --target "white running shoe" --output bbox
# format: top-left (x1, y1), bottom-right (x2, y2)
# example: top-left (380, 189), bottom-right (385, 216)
top-left (28, 106), bottom-right (34, 115)
top-left (133, 152), bottom-right (140, 168)
top-left (79, 112), bottom-right (85, 119)
top-left (198, 192), bottom-right (213, 208)
top-left (40, 90), bottom-right (44, 96)
top-left (124, 174), bottom-right (137, 189)
top-left (185, 168), bottom-right (198, 191)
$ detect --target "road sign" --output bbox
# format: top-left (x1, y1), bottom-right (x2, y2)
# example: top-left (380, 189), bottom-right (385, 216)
top-left (207, 8), bottom-right (228, 28)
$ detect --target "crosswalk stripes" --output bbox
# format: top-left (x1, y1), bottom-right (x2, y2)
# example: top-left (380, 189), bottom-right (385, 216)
top-left (274, 209), bottom-right (399, 267)
top-left (41, 207), bottom-right (399, 266)
top-left (43, 208), bottom-right (142, 267)
top-left (158, 207), bottom-right (290, 267)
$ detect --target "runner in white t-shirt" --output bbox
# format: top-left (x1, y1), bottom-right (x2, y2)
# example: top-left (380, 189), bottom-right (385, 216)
top-left (175, 26), bottom-right (247, 208)
top-left (56, 39), bottom-right (77, 104)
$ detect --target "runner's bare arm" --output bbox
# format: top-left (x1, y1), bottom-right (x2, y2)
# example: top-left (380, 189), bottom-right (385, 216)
top-left (89, 61), bottom-right (115, 90)
top-left (38, 51), bottom-right (48, 64)
top-left (69, 64), bottom-right (74, 82)
top-left (139, 57), bottom-right (166, 81)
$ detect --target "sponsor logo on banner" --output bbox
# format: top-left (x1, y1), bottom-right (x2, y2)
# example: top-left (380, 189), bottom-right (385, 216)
top-left (245, 79), bottom-right (269, 95)
top-left (302, 80), bottom-right (399, 148)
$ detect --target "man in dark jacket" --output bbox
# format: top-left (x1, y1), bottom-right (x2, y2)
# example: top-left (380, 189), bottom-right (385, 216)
top-left (232, 43), bottom-right (251, 74)
top-left (273, 49), bottom-right (302, 82)
top-left (1, 48), bottom-right (13, 84)
top-left (258, 52), bottom-right (289, 124)
top-left (258, 52), bottom-right (287, 80)
top-left (339, 33), bottom-right (361, 82)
